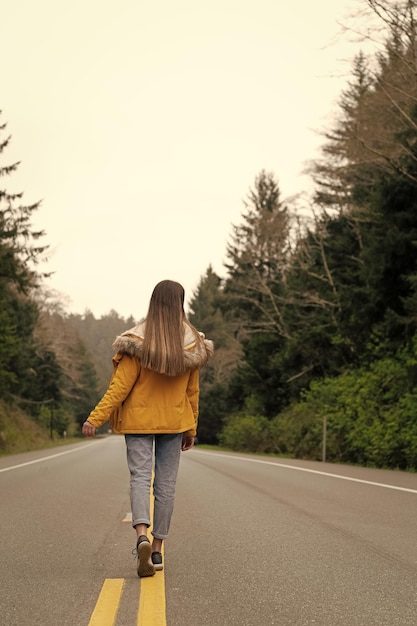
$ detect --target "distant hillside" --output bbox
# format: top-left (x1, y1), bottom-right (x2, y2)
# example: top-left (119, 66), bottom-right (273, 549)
top-left (66, 310), bottom-right (136, 394)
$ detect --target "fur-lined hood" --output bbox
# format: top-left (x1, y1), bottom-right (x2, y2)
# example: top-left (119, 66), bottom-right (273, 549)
top-left (112, 320), bottom-right (214, 374)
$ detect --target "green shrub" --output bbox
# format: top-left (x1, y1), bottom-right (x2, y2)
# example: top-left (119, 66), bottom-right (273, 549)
top-left (219, 414), bottom-right (272, 453)
top-left (269, 402), bottom-right (322, 459)
top-left (218, 347), bottom-right (417, 469)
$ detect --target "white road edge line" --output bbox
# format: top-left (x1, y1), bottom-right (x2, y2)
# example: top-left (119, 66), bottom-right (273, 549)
top-left (0, 441), bottom-right (99, 473)
top-left (195, 450), bottom-right (417, 494)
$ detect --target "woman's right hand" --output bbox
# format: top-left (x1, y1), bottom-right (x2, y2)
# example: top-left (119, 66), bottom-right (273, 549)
top-left (82, 421), bottom-right (96, 437)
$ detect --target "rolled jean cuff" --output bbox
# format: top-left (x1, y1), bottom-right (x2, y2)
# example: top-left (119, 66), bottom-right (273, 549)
top-left (132, 518), bottom-right (150, 529)
top-left (151, 530), bottom-right (168, 540)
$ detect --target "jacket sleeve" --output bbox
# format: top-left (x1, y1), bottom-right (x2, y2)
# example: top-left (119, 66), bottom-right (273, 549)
top-left (87, 355), bottom-right (140, 428)
top-left (185, 368), bottom-right (200, 437)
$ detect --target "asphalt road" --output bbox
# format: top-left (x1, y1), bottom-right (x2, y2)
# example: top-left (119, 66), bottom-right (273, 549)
top-left (1, 437), bottom-right (416, 625)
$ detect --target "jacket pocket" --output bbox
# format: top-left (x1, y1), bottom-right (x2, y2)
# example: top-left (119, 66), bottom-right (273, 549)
top-left (109, 404), bottom-right (123, 433)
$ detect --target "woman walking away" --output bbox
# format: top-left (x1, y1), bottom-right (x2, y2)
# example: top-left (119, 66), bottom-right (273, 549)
top-left (82, 280), bottom-right (214, 577)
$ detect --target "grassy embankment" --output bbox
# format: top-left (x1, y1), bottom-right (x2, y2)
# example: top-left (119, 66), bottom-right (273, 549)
top-left (0, 400), bottom-right (80, 456)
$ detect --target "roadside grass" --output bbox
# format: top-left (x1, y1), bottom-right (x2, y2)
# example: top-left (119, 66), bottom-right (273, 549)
top-left (0, 400), bottom-right (82, 457)
top-left (196, 443), bottom-right (292, 459)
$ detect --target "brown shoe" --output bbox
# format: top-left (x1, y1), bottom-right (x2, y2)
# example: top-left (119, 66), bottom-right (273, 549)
top-left (136, 535), bottom-right (155, 577)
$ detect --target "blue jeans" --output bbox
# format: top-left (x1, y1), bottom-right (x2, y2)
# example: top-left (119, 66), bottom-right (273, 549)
top-left (125, 433), bottom-right (183, 539)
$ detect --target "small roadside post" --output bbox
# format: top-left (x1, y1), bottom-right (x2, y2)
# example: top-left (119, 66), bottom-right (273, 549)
top-left (322, 414), bottom-right (327, 463)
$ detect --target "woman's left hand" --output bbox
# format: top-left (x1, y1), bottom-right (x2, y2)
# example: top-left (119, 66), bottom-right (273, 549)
top-left (181, 435), bottom-right (195, 451)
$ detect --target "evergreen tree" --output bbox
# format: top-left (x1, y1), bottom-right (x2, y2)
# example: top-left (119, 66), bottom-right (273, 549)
top-left (360, 107), bottom-right (417, 342)
top-left (0, 112), bottom-right (48, 401)
top-left (313, 51), bottom-right (374, 210)
top-left (68, 340), bottom-right (101, 429)
top-left (34, 300), bottom-right (102, 428)
top-left (188, 266), bottom-right (228, 346)
top-left (188, 266), bottom-right (240, 443)
top-left (278, 0), bottom-right (417, 427)
top-left (0, 114), bottom-right (47, 292)
top-left (224, 170), bottom-right (291, 339)
top-left (222, 171), bottom-right (292, 417)
top-left (314, 1), bottom-right (417, 209)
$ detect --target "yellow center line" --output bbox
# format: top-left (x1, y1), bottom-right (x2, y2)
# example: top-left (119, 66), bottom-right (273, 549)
top-left (137, 481), bottom-right (167, 626)
top-left (87, 476), bottom-right (167, 625)
top-left (87, 578), bottom-right (124, 626)
top-left (137, 568), bottom-right (167, 625)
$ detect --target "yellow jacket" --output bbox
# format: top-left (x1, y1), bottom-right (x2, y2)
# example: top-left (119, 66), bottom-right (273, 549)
top-left (86, 321), bottom-right (213, 436)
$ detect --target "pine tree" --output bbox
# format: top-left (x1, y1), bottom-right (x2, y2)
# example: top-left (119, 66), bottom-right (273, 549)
top-left (0, 112), bottom-right (48, 400)
top-left (224, 170), bottom-right (291, 340)
top-left (313, 52), bottom-right (374, 210)
top-left (0, 113), bottom-right (47, 293)
top-left (287, 2), bottom-right (417, 390)
top-left (188, 266), bottom-right (240, 443)
top-left (315, 1), bottom-right (417, 209)
top-left (220, 171), bottom-right (292, 417)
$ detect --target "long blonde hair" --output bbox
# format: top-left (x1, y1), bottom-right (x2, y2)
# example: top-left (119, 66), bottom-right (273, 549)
top-left (141, 280), bottom-right (201, 376)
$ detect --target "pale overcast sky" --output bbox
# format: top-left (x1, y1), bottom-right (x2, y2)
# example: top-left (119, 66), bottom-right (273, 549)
top-left (2, 0), bottom-right (365, 319)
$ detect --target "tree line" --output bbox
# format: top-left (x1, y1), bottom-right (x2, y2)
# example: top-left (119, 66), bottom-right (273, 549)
top-left (0, 121), bottom-right (132, 444)
top-left (189, 1), bottom-right (417, 469)
top-left (1, 0), bottom-right (417, 468)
